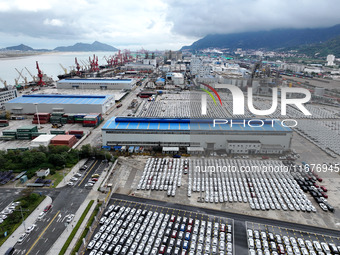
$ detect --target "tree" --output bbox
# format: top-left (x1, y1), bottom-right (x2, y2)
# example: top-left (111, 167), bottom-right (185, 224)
top-left (80, 144), bottom-right (92, 158)
top-left (48, 154), bottom-right (66, 167)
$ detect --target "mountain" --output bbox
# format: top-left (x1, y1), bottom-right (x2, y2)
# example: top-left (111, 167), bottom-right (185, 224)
top-left (181, 25), bottom-right (340, 51)
top-left (54, 41), bottom-right (118, 52)
top-left (5, 44), bottom-right (34, 51)
top-left (292, 36), bottom-right (340, 57)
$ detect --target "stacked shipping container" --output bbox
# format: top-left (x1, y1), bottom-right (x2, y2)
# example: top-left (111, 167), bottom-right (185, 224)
top-left (0, 120), bottom-right (9, 127)
top-left (32, 113), bottom-right (50, 124)
top-left (83, 113), bottom-right (103, 127)
top-left (50, 135), bottom-right (77, 148)
top-left (16, 125), bottom-right (38, 140)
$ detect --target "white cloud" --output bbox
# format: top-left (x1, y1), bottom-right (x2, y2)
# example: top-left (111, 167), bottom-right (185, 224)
top-left (0, 0), bottom-right (340, 49)
top-left (165, 0), bottom-right (340, 37)
top-left (43, 18), bottom-right (64, 27)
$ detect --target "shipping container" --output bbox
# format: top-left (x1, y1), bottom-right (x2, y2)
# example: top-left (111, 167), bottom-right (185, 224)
top-left (17, 125), bottom-right (38, 133)
top-left (50, 130), bottom-right (66, 135)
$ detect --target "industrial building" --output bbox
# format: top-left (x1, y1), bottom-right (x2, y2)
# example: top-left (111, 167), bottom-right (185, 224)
top-left (56, 78), bottom-right (135, 90)
top-left (5, 94), bottom-right (115, 114)
top-left (166, 72), bottom-right (185, 85)
top-left (102, 117), bottom-right (293, 154)
top-left (0, 88), bottom-right (18, 109)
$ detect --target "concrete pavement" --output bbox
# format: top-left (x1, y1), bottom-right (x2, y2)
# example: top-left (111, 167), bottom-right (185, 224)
top-left (0, 195), bottom-right (52, 254)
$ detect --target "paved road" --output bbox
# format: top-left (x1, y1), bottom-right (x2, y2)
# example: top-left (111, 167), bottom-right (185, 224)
top-left (0, 159), bottom-right (105, 255)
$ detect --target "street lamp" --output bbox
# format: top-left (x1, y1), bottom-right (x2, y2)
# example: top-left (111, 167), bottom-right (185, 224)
top-left (34, 103), bottom-right (40, 129)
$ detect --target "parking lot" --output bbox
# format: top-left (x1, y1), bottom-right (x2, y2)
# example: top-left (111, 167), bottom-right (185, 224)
top-left (137, 158), bottom-right (321, 213)
top-left (85, 198), bottom-right (234, 255)
top-left (246, 221), bottom-right (340, 254)
top-left (111, 155), bottom-right (340, 231)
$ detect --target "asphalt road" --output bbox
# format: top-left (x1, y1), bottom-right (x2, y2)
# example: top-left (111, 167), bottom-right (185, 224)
top-left (4, 159), bottom-right (106, 255)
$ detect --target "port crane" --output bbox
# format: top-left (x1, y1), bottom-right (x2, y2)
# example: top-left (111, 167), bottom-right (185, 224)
top-left (59, 64), bottom-right (68, 75)
top-left (0, 78), bottom-right (8, 90)
top-left (25, 67), bottom-right (36, 82)
top-left (75, 57), bottom-right (81, 76)
top-left (36, 61), bottom-right (46, 86)
top-left (15, 68), bottom-right (28, 86)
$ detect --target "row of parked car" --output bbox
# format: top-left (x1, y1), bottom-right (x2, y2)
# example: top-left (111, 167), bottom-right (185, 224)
top-left (247, 228), bottom-right (340, 255)
top-left (0, 201), bottom-right (20, 224)
top-left (187, 158), bottom-right (315, 212)
top-left (292, 164), bottom-right (334, 213)
top-left (86, 203), bottom-right (233, 255)
top-left (137, 158), bottom-right (188, 197)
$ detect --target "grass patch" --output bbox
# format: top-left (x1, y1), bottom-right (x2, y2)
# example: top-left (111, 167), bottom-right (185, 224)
top-left (49, 169), bottom-right (70, 188)
top-left (71, 202), bottom-right (102, 255)
top-left (0, 193), bottom-right (46, 246)
top-left (59, 200), bottom-right (95, 255)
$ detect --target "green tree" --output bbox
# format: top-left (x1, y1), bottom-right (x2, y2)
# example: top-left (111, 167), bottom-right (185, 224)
top-left (80, 144), bottom-right (92, 158)
top-left (48, 154), bottom-right (67, 167)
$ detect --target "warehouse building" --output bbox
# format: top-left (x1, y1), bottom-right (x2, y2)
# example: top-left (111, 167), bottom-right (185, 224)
top-left (5, 94), bottom-right (115, 114)
top-left (0, 88), bottom-right (18, 109)
top-left (102, 117), bottom-right (293, 154)
top-left (56, 78), bottom-right (135, 90)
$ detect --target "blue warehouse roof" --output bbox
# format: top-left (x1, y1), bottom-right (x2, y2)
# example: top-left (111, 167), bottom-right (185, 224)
top-left (7, 94), bottom-right (112, 105)
top-left (102, 117), bottom-right (292, 132)
top-left (58, 78), bottom-right (133, 84)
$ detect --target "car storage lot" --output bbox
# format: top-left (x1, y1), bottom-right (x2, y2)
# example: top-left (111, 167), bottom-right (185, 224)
top-left (112, 156), bottom-right (340, 231)
top-left (85, 198), bottom-right (234, 255)
top-left (246, 221), bottom-right (340, 255)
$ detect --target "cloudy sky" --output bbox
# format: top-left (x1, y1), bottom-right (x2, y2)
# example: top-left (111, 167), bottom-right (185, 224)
top-left (1, 0), bottom-right (340, 50)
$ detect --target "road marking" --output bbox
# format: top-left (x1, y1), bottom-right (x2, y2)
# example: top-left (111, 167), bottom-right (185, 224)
top-left (25, 210), bottom-right (60, 255)
top-left (78, 160), bottom-right (98, 187)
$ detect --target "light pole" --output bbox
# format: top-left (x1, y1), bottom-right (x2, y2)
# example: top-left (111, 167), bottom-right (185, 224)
top-left (34, 103), bottom-right (40, 129)
top-left (63, 164), bottom-right (66, 183)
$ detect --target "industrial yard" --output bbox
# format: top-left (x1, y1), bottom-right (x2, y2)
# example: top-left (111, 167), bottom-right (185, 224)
top-left (0, 48), bottom-right (340, 255)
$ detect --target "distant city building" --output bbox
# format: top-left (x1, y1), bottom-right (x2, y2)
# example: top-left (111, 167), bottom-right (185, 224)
top-left (327, 54), bottom-right (335, 66)
top-left (164, 50), bottom-right (183, 61)
top-left (190, 57), bottom-right (212, 77)
top-left (166, 72), bottom-right (184, 85)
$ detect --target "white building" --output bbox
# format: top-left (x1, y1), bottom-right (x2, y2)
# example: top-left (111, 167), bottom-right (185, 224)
top-left (102, 117), bottom-right (293, 154)
top-left (166, 73), bottom-right (185, 85)
top-left (57, 78), bottom-right (135, 90)
top-left (327, 55), bottom-right (335, 66)
top-left (143, 59), bottom-right (157, 67)
top-left (0, 89), bottom-right (18, 109)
